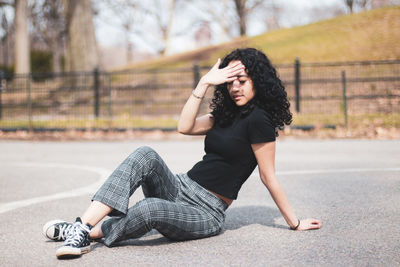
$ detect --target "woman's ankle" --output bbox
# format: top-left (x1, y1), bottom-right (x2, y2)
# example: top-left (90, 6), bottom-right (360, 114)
top-left (89, 224), bottom-right (104, 239)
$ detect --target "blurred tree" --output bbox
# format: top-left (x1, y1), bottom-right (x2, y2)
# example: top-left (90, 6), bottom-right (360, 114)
top-left (1, 10), bottom-right (9, 68)
top-left (308, 3), bottom-right (346, 23)
top-left (193, 0), bottom-right (267, 39)
top-left (345, 0), bottom-right (355, 13)
top-left (151, 0), bottom-right (177, 55)
top-left (0, 0), bottom-right (12, 7)
top-left (30, 0), bottom-right (65, 73)
top-left (370, 0), bottom-right (399, 8)
top-left (359, 0), bottom-right (369, 9)
top-left (262, 1), bottom-right (282, 31)
top-left (30, 50), bottom-right (51, 74)
top-left (14, 0), bottom-right (30, 74)
top-left (134, 0), bottom-right (179, 55)
top-left (101, 0), bottom-right (188, 56)
top-left (343, 0), bottom-right (377, 13)
top-left (63, 0), bottom-right (99, 72)
top-left (233, 0), bottom-right (265, 36)
top-left (100, 0), bottom-right (138, 63)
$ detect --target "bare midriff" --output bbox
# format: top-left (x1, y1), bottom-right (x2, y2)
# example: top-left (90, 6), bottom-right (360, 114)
top-left (209, 190), bottom-right (233, 206)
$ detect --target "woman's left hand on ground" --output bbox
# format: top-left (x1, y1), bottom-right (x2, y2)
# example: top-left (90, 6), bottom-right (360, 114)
top-left (296, 218), bottom-right (322, 230)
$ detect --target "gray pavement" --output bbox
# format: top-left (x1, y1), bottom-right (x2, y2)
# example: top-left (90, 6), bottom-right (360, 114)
top-left (0, 139), bottom-right (399, 266)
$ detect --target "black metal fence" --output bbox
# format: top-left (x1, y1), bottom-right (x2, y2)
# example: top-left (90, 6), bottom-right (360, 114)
top-left (0, 59), bottom-right (399, 131)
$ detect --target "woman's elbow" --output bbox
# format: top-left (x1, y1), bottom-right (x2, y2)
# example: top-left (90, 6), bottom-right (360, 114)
top-left (177, 126), bottom-right (186, 134)
top-left (177, 128), bottom-right (187, 134)
top-left (177, 124), bottom-right (191, 134)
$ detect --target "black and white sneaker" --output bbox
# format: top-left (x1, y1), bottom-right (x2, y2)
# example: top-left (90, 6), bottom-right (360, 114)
top-left (56, 217), bottom-right (92, 259)
top-left (43, 220), bottom-right (73, 241)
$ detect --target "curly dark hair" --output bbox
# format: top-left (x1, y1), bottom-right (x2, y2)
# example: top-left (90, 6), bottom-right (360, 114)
top-left (210, 48), bottom-right (292, 136)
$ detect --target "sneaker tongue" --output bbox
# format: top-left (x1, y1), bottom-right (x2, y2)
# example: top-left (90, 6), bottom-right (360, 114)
top-left (75, 217), bottom-right (92, 230)
top-left (85, 223), bottom-right (93, 230)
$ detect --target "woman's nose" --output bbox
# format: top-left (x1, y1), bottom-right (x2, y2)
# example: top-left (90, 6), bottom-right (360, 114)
top-left (231, 79), bottom-right (240, 88)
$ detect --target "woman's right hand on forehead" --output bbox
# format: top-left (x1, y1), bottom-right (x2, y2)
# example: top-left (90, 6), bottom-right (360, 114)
top-left (200, 59), bottom-right (245, 86)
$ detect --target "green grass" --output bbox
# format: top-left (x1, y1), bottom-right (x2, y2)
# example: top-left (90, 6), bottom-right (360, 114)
top-left (1, 113), bottom-right (399, 130)
top-left (0, 116), bottom-right (178, 129)
top-left (293, 113), bottom-right (400, 128)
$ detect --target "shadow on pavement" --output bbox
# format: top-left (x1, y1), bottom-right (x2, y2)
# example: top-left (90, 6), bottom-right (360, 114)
top-left (224, 205), bottom-right (284, 230)
top-left (99, 205), bottom-right (283, 248)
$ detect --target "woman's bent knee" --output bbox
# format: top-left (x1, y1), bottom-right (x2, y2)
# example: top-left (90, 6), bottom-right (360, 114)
top-left (135, 146), bottom-right (155, 154)
top-left (131, 146), bottom-right (159, 161)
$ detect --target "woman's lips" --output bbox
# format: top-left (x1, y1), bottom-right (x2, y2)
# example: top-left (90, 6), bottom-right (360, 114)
top-left (233, 95), bottom-right (242, 101)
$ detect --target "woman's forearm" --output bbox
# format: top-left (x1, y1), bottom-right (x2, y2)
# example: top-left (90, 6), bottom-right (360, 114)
top-left (177, 79), bottom-right (210, 133)
top-left (262, 176), bottom-right (299, 228)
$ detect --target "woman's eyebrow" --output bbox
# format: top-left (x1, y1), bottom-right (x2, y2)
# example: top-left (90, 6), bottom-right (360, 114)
top-left (236, 75), bottom-right (248, 78)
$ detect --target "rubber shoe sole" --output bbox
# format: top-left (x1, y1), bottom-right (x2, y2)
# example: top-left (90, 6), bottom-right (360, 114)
top-left (56, 245), bottom-right (91, 259)
top-left (43, 220), bottom-right (67, 241)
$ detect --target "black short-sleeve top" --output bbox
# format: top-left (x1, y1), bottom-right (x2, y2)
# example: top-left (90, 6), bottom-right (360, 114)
top-left (187, 106), bottom-right (276, 199)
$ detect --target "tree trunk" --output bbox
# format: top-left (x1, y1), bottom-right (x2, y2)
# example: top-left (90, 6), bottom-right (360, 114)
top-left (123, 23), bottom-right (133, 64)
top-left (162, 0), bottom-right (176, 56)
top-left (234, 0), bottom-right (247, 36)
top-left (63, 0), bottom-right (99, 72)
top-left (50, 40), bottom-right (62, 73)
top-left (1, 13), bottom-right (9, 67)
top-left (14, 0), bottom-right (30, 74)
top-left (346, 0), bottom-right (354, 13)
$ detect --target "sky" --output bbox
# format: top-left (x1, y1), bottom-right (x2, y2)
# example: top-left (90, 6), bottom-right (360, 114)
top-left (93, 0), bottom-right (345, 55)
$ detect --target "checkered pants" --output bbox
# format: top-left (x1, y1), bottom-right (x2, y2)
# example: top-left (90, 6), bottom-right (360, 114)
top-left (92, 146), bottom-right (228, 247)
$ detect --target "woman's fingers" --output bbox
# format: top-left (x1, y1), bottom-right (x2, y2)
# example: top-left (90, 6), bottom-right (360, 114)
top-left (225, 76), bottom-right (238, 83)
top-left (224, 64), bottom-right (245, 79)
top-left (229, 64), bottom-right (245, 74)
top-left (212, 58), bottom-right (221, 69)
top-left (215, 64), bottom-right (244, 82)
top-left (202, 59), bottom-right (245, 85)
top-left (225, 60), bottom-right (243, 69)
top-left (308, 220), bottom-right (322, 229)
top-left (298, 218), bottom-right (322, 231)
top-left (225, 62), bottom-right (245, 73)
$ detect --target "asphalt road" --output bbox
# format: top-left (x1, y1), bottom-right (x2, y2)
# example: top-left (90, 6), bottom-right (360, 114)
top-left (0, 139), bottom-right (399, 266)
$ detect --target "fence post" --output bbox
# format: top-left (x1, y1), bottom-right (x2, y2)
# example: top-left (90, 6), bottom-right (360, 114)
top-left (26, 74), bottom-right (32, 132)
top-left (107, 72), bottom-right (112, 129)
top-left (94, 68), bottom-right (100, 118)
top-left (341, 70), bottom-right (348, 129)
top-left (193, 62), bottom-right (200, 89)
top-left (0, 71), bottom-right (3, 120)
top-left (294, 58), bottom-right (301, 113)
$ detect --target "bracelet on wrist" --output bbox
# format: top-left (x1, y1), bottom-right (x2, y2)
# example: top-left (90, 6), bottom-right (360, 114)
top-left (290, 219), bottom-right (301, 230)
top-left (192, 90), bottom-right (204, 99)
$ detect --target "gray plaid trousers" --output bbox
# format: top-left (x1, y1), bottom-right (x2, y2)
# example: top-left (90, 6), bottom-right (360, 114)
top-left (92, 146), bottom-right (228, 247)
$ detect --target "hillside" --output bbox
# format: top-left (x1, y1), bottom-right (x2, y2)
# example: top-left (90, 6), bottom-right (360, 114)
top-left (124, 6), bottom-right (400, 70)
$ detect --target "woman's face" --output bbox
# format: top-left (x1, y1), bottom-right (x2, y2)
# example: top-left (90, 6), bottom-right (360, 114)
top-left (226, 60), bottom-right (255, 106)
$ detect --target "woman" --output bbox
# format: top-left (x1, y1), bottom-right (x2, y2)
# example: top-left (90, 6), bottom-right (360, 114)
top-left (43, 48), bottom-right (322, 259)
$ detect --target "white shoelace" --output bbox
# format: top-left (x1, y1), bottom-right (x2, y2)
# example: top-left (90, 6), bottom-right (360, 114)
top-left (63, 222), bottom-right (90, 246)
top-left (57, 223), bottom-right (73, 241)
